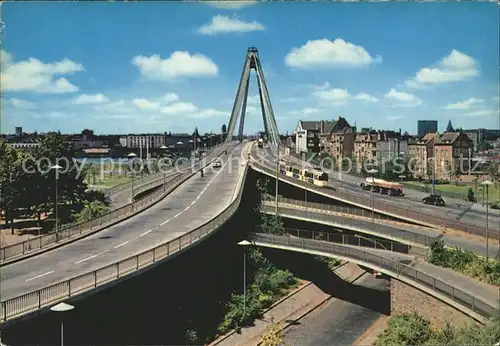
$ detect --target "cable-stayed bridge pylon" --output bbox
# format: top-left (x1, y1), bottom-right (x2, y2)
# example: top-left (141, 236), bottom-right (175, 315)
top-left (225, 47), bottom-right (280, 150)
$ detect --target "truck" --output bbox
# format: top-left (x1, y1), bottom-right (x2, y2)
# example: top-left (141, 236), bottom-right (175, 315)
top-left (360, 177), bottom-right (404, 196)
top-left (257, 138), bottom-right (264, 148)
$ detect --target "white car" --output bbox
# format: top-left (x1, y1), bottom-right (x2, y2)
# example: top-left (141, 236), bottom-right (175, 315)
top-left (213, 160), bottom-right (222, 169)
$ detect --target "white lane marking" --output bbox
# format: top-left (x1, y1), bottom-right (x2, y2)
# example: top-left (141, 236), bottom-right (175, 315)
top-left (25, 270), bottom-right (54, 282)
top-left (139, 229), bottom-right (152, 237)
top-left (75, 254), bottom-right (98, 264)
top-left (159, 147), bottom-right (238, 227)
top-left (114, 240), bottom-right (130, 249)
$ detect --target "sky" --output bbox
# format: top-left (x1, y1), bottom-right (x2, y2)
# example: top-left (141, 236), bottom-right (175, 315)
top-left (1, 1), bottom-right (499, 136)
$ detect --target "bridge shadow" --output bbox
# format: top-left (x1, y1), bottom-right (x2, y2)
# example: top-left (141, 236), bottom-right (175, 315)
top-left (260, 248), bottom-right (391, 315)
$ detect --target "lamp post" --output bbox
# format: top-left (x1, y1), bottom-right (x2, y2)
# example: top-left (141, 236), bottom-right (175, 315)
top-left (160, 146), bottom-right (168, 191)
top-left (237, 240), bottom-right (252, 320)
top-left (480, 180), bottom-right (493, 261)
top-left (275, 143), bottom-right (279, 214)
top-left (127, 153), bottom-right (137, 202)
top-left (51, 164), bottom-right (62, 240)
top-left (367, 169), bottom-right (378, 232)
top-left (50, 302), bottom-right (74, 346)
top-left (176, 141), bottom-right (183, 157)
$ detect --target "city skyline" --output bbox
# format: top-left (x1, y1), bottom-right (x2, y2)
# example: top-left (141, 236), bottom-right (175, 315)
top-left (1, 1), bottom-right (498, 135)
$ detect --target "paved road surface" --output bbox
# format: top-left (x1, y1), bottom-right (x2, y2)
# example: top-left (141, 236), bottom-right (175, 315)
top-left (253, 147), bottom-right (500, 232)
top-left (284, 273), bottom-right (388, 346)
top-left (0, 144), bottom-right (247, 301)
top-left (263, 202), bottom-right (500, 258)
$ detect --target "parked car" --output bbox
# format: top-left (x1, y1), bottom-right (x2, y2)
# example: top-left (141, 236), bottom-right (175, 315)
top-left (422, 194), bottom-right (446, 206)
top-left (213, 160), bottom-right (222, 169)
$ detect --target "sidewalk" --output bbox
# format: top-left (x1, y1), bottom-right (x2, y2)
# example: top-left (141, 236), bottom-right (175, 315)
top-left (211, 263), bottom-right (366, 346)
top-left (413, 260), bottom-right (500, 307)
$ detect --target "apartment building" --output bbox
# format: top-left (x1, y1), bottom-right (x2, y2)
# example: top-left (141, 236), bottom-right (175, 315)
top-left (324, 117), bottom-right (355, 162)
top-left (433, 132), bottom-right (472, 180)
top-left (294, 121), bottom-right (324, 154)
top-left (408, 132), bottom-right (439, 179)
top-left (353, 129), bottom-right (378, 172)
top-left (124, 134), bottom-right (167, 149)
top-left (376, 130), bottom-right (409, 162)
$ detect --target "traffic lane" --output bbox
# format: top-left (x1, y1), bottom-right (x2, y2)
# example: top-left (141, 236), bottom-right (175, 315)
top-left (274, 207), bottom-right (441, 240)
top-left (273, 151), bottom-right (497, 222)
top-left (0, 146), bottom-right (242, 299)
top-left (284, 274), bottom-right (389, 346)
top-left (256, 153), bottom-right (498, 229)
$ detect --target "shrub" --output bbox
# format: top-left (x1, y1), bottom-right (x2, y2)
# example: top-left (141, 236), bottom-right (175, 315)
top-left (375, 312), bottom-right (432, 346)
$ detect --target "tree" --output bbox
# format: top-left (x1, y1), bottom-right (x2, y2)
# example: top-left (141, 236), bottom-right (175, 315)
top-left (221, 124), bottom-right (227, 134)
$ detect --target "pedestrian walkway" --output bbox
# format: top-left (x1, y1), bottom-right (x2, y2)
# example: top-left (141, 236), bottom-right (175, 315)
top-left (211, 263), bottom-right (366, 346)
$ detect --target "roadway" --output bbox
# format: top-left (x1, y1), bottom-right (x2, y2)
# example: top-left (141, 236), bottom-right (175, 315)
top-left (1, 143), bottom-right (248, 302)
top-left (262, 201), bottom-right (500, 258)
top-left (283, 273), bottom-right (389, 346)
top-left (252, 146), bottom-right (500, 232)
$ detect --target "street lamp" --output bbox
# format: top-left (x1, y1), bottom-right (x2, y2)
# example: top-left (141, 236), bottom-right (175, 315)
top-left (50, 302), bottom-right (74, 346)
top-left (480, 180), bottom-right (493, 261)
top-left (160, 146), bottom-right (168, 190)
top-left (176, 141), bottom-right (183, 156)
top-left (237, 240), bottom-right (252, 320)
top-left (127, 153), bottom-right (137, 202)
top-left (275, 142), bottom-right (280, 214)
top-left (367, 169), bottom-right (378, 232)
top-left (51, 164), bottom-right (62, 240)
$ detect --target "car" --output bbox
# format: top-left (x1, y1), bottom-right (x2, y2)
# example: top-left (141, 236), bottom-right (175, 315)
top-left (213, 160), bottom-right (222, 169)
top-left (422, 194), bottom-right (446, 206)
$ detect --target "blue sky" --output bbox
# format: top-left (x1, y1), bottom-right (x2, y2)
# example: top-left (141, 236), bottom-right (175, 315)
top-left (1, 1), bottom-right (498, 136)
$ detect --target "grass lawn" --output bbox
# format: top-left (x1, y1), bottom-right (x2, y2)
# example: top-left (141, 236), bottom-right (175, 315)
top-left (87, 174), bottom-right (132, 188)
top-left (405, 181), bottom-right (500, 203)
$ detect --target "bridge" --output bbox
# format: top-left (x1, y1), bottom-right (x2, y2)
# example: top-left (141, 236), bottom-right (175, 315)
top-left (1, 48), bottom-right (498, 331)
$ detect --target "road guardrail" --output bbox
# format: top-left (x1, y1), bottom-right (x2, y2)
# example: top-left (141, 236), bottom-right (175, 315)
top-left (260, 204), bottom-right (435, 248)
top-left (256, 227), bottom-right (411, 255)
top-left (0, 162), bottom-right (249, 323)
top-left (249, 233), bottom-right (496, 321)
top-left (0, 146), bottom-right (229, 264)
top-left (250, 161), bottom-right (499, 240)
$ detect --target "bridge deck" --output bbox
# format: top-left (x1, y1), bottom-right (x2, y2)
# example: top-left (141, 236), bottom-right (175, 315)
top-left (251, 146), bottom-right (499, 236)
top-left (0, 144), bottom-right (247, 302)
top-left (262, 200), bottom-right (499, 257)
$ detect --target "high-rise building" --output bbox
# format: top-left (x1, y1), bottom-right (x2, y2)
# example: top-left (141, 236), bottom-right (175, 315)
top-left (15, 127), bottom-right (22, 136)
top-left (417, 120), bottom-right (438, 138)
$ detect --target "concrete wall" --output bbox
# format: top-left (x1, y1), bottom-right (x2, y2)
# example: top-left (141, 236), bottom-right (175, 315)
top-left (390, 279), bottom-right (476, 329)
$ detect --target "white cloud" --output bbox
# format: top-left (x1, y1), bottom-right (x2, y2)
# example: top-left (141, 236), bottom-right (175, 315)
top-left (247, 94), bottom-right (261, 105)
top-left (4, 98), bottom-right (37, 109)
top-left (162, 93), bottom-right (179, 103)
top-left (197, 15), bottom-right (265, 35)
top-left (132, 51), bottom-right (218, 81)
top-left (313, 88), bottom-right (350, 104)
top-left (290, 107), bottom-right (322, 115)
top-left (387, 115), bottom-right (404, 121)
top-left (206, 1), bottom-right (257, 9)
top-left (190, 108), bottom-right (228, 118)
top-left (285, 38), bottom-right (382, 69)
top-left (74, 93), bottom-right (109, 105)
top-left (161, 102), bottom-right (198, 114)
top-left (405, 50), bottom-right (479, 88)
top-left (384, 89), bottom-right (422, 107)
top-left (355, 92), bottom-right (378, 102)
top-left (280, 97), bottom-right (301, 103)
top-left (443, 97), bottom-right (483, 110)
top-left (245, 105), bottom-right (259, 114)
top-left (133, 98), bottom-right (161, 111)
top-left (463, 109), bottom-right (498, 117)
top-left (0, 50), bottom-right (84, 93)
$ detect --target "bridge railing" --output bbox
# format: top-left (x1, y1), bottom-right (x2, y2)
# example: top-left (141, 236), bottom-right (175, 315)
top-left (249, 233), bottom-right (497, 320)
top-left (266, 196), bottom-right (411, 222)
top-left (0, 146), bottom-right (227, 263)
top-left (251, 161), bottom-right (499, 239)
top-left (104, 144), bottom-right (223, 197)
top-left (255, 226), bottom-right (411, 254)
top-left (0, 162), bottom-right (248, 323)
top-left (260, 203), bottom-right (437, 247)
